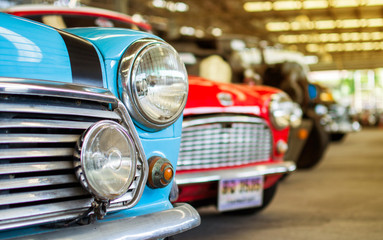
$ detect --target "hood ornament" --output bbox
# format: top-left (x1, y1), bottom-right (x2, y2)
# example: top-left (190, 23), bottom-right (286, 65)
top-left (217, 92), bottom-right (233, 106)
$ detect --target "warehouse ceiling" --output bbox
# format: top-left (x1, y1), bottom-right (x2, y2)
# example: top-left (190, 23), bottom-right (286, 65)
top-left (14, 0), bottom-right (383, 71)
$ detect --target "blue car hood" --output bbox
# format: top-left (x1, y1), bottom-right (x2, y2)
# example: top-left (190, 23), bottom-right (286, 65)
top-left (0, 13), bottom-right (104, 87)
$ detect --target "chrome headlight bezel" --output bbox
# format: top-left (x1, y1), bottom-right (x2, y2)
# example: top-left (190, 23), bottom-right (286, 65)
top-left (74, 120), bottom-right (137, 201)
top-left (269, 92), bottom-right (302, 129)
top-left (118, 38), bottom-right (189, 130)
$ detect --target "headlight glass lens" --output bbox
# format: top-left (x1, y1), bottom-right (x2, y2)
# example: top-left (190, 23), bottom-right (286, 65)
top-left (290, 102), bottom-right (303, 128)
top-left (78, 121), bottom-right (136, 200)
top-left (119, 40), bottom-right (188, 130)
top-left (270, 93), bottom-right (296, 129)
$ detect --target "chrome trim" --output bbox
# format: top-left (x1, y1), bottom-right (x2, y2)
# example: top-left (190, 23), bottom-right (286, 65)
top-left (0, 134), bottom-right (79, 143)
top-left (1, 187), bottom-right (88, 205)
top-left (0, 148), bottom-right (74, 159)
top-left (182, 115), bottom-right (265, 128)
top-left (0, 162), bottom-right (72, 174)
top-left (10, 203), bottom-right (201, 240)
top-left (0, 199), bottom-right (93, 228)
top-left (176, 161), bottom-right (296, 185)
top-left (0, 103), bottom-right (120, 120)
top-left (0, 77), bottom-right (118, 105)
top-left (179, 115), bottom-right (273, 170)
top-left (0, 119), bottom-right (94, 129)
top-left (118, 38), bottom-right (188, 130)
top-left (0, 174), bottom-right (77, 190)
top-left (111, 101), bottom-right (148, 211)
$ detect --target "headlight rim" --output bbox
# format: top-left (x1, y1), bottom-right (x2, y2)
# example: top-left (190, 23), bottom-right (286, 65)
top-left (269, 92), bottom-right (295, 130)
top-left (74, 120), bottom-right (137, 201)
top-left (118, 38), bottom-right (189, 131)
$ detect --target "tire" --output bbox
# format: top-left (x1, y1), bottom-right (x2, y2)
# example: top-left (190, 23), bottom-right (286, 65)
top-left (296, 117), bottom-right (330, 169)
top-left (331, 133), bottom-right (346, 142)
top-left (222, 183), bottom-right (278, 215)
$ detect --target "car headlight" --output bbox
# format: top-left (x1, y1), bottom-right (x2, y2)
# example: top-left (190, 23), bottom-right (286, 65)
top-left (315, 104), bottom-right (328, 115)
top-left (74, 120), bottom-right (137, 201)
top-left (118, 38), bottom-right (188, 130)
top-left (269, 93), bottom-right (302, 129)
top-left (290, 102), bottom-right (303, 128)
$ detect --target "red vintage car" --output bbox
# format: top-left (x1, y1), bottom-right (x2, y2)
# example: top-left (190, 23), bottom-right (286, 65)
top-left (7, 4), bottom-right (300, 213)
top-left (175, 76), bottom-right (298, 213)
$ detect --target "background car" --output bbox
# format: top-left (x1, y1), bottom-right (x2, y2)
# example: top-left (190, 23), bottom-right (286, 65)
top-left (174, 76), bottom-right (299, 214)
top-left (0, 12), bottom-right (199, 239)
top-left (308, 83), bottom-right (361, 142)
top-left (263, 61), bottom-right (330, 169)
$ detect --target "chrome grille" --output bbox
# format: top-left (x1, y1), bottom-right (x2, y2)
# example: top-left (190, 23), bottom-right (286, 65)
top-left (178, 115), bottom-right (272, 170)
top-left (0, 79), bottom-right (146, 230)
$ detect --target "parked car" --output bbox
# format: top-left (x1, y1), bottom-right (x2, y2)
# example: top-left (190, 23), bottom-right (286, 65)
top-left (174, 76), bottom-right (299, 213)
top-left (309, 83), bottom-right (361, 142)
top-left (262, 62), bottom-right (329, 169)
top-left (8, 3), bottom-right (299, 214)
top-left (0, 12), bottom-right (200, 239)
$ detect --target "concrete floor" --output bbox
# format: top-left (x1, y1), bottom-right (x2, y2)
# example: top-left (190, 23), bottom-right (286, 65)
top-left (178, 128), bottom-right (383, 240)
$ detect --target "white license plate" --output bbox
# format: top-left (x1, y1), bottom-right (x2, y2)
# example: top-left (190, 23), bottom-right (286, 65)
top-left (218, 175), bottom-right (263, 212)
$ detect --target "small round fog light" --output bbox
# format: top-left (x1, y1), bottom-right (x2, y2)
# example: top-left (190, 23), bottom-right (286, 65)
top-left (74, 120), bottom-right (137, 201)
top-left (147, 156), bottom-right (174, 189)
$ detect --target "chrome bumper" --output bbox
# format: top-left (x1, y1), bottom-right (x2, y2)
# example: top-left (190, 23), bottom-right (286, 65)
top-left (13, 203), bottom-right (200, 240)
top-left (176, 161), bottom-right (296, 185)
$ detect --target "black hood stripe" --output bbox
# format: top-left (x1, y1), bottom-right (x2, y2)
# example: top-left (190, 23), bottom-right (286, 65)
top-left (58, 30), bottom-right (103, 87)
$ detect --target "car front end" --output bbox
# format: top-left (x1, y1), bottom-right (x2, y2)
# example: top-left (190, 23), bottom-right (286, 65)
top-left (0, 13), bottom-right (199, 239)
top-left (173, 76), bottom-right (299, 213)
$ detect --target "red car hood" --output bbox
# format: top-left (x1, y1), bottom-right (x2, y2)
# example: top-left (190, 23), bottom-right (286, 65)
top-left (184, 76), bottom-right (281, 118)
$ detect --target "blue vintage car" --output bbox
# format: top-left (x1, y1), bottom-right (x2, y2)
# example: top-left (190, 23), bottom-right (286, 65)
top-left (0, 13), bottom-right (200, 239)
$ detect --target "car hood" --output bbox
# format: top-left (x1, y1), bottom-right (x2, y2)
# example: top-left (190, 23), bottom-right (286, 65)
top-left (0, 13), bottom-right (105, 87)
top-left (184, 75), bottom-right (281, 118)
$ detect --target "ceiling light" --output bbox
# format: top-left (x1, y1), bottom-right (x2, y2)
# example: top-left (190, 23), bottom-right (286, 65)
top-left (315, 20), bottom-right (336, 29)
top-left (266, 22), bottom-right (291, 31)
top-left (180, 26), bottom-right (195, 36)
top-left (273, 1), bottom-right (301, 10)
top-left (152, 0), bottom-right (166, 8)
top-left (306, 44), bottom-right (320, 52)
top-left (339, 19), bottom-right (361, 28)
top-left (175, 2), bottom-right (189, 12)
top-left (332, 0), bottom-right (359, 8)
top-left (195, 29), bottom-right (205, 38)
top-left (211, 27), bottom-right (222, 37)
top-left (243, 2), bottom-right (272, 12)
top-left (366, 0), bottom-right (383, 6)
top-left (367, 18), bottom-right (383, 27)
top-left (303, 0), bottom-right (328, 9)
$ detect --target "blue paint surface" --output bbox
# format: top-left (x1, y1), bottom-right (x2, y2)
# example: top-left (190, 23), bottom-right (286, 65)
top-left (0, 14), bottom-right (72, 82)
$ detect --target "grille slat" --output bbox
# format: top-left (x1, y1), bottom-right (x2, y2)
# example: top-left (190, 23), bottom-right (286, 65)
top-left (178, 115), bottom-right (272, 170)
top-left (0, 148), bottom-right (74, 159)
top-left (0, 199), bottom-right (93, 222)
top-left (0, 174), bottom-right (77, 190)
top-left (0, 103), bottom-right (121, 120)
top-left (0, 134), bottom-right (79, 143)
top-left (0, 119), bottom-right (94, 129)
top-left (0, 187), bottom-right (88, 206)
top-left (0, 162), bottom-right (73, 175)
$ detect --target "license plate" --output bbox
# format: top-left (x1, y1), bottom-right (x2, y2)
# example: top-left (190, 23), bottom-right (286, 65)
top-left (218, 175), bottom-right (263, 212)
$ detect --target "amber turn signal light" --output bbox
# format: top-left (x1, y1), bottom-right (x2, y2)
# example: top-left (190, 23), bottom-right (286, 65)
top-left (147, 156), bottom-right (174, 189)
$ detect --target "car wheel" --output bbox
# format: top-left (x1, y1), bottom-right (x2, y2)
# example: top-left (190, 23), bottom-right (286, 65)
top-left (331, 133), bottom-right (346, 142)
top-left (222, 183), bottom-right (278, 215)
top-left (296, 117), bottom-right (330, 169)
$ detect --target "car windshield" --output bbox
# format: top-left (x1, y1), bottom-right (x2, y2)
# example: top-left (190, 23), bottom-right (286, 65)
top-left (25, 14), bottom-right (143, 31)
